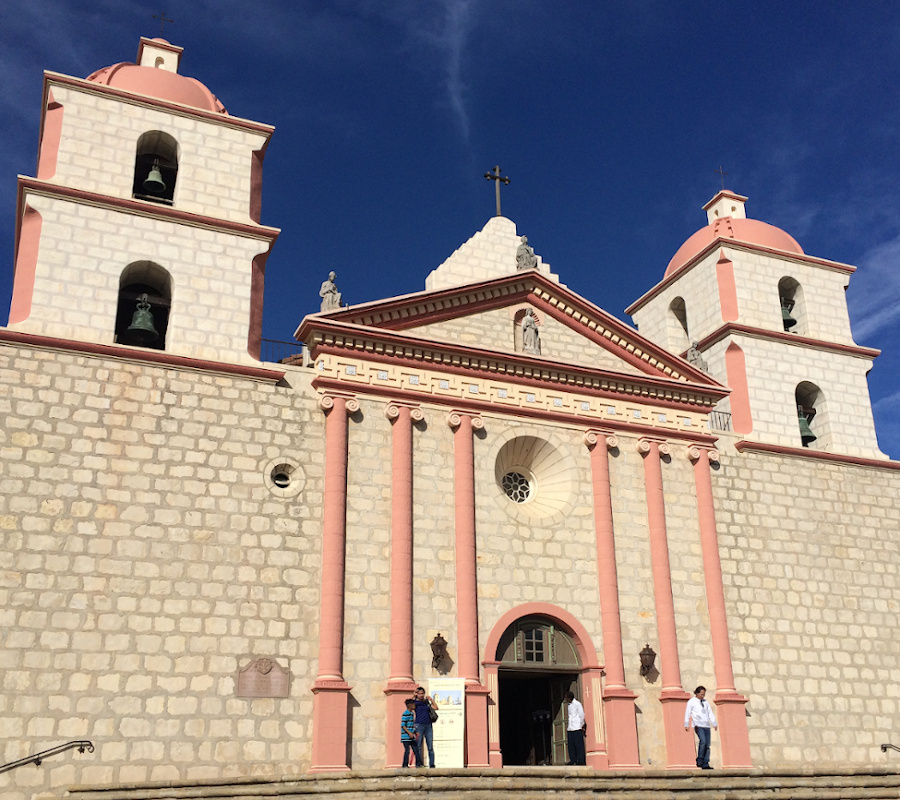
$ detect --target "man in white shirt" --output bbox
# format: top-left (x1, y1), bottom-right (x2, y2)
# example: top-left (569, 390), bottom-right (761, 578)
top-left (683, 685), bottom-right (718, 769)
top-left (565, 690), bottom-right (586, 765)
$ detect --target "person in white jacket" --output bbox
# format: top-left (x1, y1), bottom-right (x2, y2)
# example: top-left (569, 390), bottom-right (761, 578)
top-left (683, 685), bottom-right (717, 769)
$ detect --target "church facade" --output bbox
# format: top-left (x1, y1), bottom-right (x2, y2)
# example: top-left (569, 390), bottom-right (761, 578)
top-left (1, 38), bottom-right (899, 800)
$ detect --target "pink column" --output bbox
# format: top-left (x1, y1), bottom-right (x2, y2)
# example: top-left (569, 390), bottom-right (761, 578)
top-left (584, 430), bottom-right (640, 769)
top-left (309, 393), bottom-right (358, 773)
top-left (448, 410), bottom-right (490, 768)
top-left (383, 402), bottom-right (423, 769)
top-left (687, 444), bottom-right (752, 768)
top-left (637, 437), bottom-right (695, 769)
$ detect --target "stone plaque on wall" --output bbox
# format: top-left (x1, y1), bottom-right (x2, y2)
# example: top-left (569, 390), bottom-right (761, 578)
top-left (236, 658), bottom-right (290, 698)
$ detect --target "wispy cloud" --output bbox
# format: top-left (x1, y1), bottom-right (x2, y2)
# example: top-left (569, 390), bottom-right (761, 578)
top-left (402, 0), bottom-right (475, 141)
top-left (847, 234), bottom-right (900, 342)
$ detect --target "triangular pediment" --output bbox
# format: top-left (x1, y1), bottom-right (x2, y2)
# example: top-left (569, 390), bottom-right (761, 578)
top-left (299, 271), bottom-right (717, 390)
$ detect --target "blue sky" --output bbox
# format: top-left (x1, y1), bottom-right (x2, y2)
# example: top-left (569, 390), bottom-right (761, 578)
top-left (1, 1), bottom-right (899, 458)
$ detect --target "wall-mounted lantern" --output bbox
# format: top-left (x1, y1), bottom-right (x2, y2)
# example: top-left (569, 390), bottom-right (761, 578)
top-left (430, 633), bottom-right (448, 669)
top-left (639, 643), bottom-right (657, 677)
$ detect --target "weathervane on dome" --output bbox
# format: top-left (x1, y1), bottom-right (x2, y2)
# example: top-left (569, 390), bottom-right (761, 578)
top-left (152, 10), bottom-right (174, 37)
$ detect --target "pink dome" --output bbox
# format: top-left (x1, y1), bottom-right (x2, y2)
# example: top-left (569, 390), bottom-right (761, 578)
top-left (86, 62), bottom-right (227, 114)
top-left (664, 216), bottom-right (803, 278)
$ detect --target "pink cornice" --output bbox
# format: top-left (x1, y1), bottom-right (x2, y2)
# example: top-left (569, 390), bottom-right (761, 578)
top-left (310, 376), bottom-right (720, 445)
top-left (300, 270), bottom-right (714, 386)
top-left (0, 330), bottom-right (284, 383)
top-left (17, 178), bottom-right (280, 242)
top-left (9, 204), bottom-right (41, 325)
top-left (305, 330), bottom-right (727, 408)
top-left (43, 71), bottom-right (275, 136)
top-left (734, 441), bottom-right (899, 470)
top-left (696, 323), bottom-right (880, 359)
top-left (626, 240), bottom-right (856, 315)
top-left (483, 603), bottom-right (603, 671)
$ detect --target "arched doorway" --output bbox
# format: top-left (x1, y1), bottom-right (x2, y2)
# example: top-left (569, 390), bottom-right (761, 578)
top-left (495, 616), bottom-right (581, 765)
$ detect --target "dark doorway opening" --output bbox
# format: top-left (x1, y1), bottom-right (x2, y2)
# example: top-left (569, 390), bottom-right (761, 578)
top-left (498, 670), bottom-right (579, 766)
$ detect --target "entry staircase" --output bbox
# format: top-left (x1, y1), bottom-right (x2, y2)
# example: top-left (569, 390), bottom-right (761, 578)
top-left (62, 767), bottom-right (900, 800)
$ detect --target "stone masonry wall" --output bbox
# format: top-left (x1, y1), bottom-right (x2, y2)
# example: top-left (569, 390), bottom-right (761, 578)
top-left (11, 195), bottom-right (268, 365)
top-left (2, 341), bottom-right (899, 799)
top-left (630, 252), bottom-right (722, 355)
top-left (0, 344), bottom-right (323, 800)
top-left (46, 84), bottom-right (268, 224)
top-left (734, 334), bottom-right (882, 458)
top-left (714, 445), bottom-right (900, 766)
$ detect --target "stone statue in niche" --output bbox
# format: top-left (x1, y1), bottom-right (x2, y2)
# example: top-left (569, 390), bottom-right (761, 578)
top-left (522, 309), bottom-right (541, 355)
top-left (319, 271), bottom-right (342, 312)
top-left (685, 341), bottom-right (709, 372)
top-left (516, 236), bottom-right (538, 271)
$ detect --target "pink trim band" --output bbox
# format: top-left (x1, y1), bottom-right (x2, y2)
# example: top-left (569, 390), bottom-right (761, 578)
top-left (0, 330), bottom-right (284, 382)
top-left (18, 178), bottom-right (280, 242)
top-left (697, 323), bottom-right (880, 360)
top-left (627, 240), bottom-right (856, 315)
top-left (734, 441), bottom-right (898, 470)
top-left (45, 72), bottom-right (275, 135)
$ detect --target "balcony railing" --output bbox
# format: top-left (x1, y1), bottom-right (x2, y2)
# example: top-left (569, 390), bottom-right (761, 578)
top-left (260, 338), bottom-right (306, 366)
top-left (0, 740), bottom-right (94, 775)
top-left (708, 411), bottom-right (732, 432)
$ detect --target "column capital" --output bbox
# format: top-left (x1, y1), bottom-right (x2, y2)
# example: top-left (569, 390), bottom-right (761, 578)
top-left (384, 401), bottom-right (424, 422)
top-left (584, 428), bottom-right (618, 449)
top-left (636, 436), bottom-right (669, 456)
top-left (319, 392), bottom-right (359, 414)
top-left (447, 409), bottom-right (484, 430)
top-left (686, 443), bottom-right (719, 464)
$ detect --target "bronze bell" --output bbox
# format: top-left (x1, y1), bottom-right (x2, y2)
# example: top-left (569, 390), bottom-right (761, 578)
top-left (127, 293), bottom-right (159, 344)
top-left (798, 406), bottom-right (816, 446)
top-left (143, 159), bottom-right (166, 194)
top-left (781, 297), bottom-right (797, 330)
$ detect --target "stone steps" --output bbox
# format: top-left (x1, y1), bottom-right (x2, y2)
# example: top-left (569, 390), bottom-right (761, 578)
top-left (64, 767), bottom-right (900, 800)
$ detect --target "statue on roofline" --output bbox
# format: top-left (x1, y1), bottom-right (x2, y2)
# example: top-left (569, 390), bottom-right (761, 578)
top-left (516, 235), bottom-right (538, 271)
top-left (319, 271), bottom-right (342, 312)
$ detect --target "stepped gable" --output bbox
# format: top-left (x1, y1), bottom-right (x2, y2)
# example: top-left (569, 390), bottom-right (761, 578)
top-left (297, 270), bottom-right (726, 402)
top-left (425, 216), bottom-right (560, 291)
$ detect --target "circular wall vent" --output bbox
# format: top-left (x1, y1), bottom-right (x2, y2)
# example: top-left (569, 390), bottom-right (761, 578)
top-left (494, 435), bottom-right (575, 521)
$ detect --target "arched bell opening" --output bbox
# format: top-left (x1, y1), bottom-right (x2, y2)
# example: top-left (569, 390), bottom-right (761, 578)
top-left (132, 130), bottom-right (179, 205)
top-left (494, 615), bottom-right (582, 766)
top-left (778, 276), bottom-right (806, 335)
top-left (667, 296), bottom-right (691, 354)
top-left (795, 381), bottom-right (830, 450)
top-left (114, 261), bottom-right (172, 350)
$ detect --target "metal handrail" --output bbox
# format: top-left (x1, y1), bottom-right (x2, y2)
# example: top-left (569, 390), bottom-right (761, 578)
top-left (0, 740), bottom-right (94, 775)
top-left (882, 743), bottom-right (900, 753)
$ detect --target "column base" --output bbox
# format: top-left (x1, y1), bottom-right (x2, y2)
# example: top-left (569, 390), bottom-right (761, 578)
top-left (465, 683), bottom-right (491, 768)
top-left (384, 680), bottom-right (419, 769)
top-left (714, 691), bottom-right (752, 768)
top-left (660, 690), bottom-right (696, 769)
top-left (603, 687), bottom-right (641, 769)
top-left (309, 679), bottom-right (353, 773)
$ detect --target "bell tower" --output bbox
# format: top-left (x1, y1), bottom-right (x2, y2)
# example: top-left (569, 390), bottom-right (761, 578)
top-left (627, 190), bottom-right (885, 460)
top-left (7, 37), bottom-right (279, 365)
